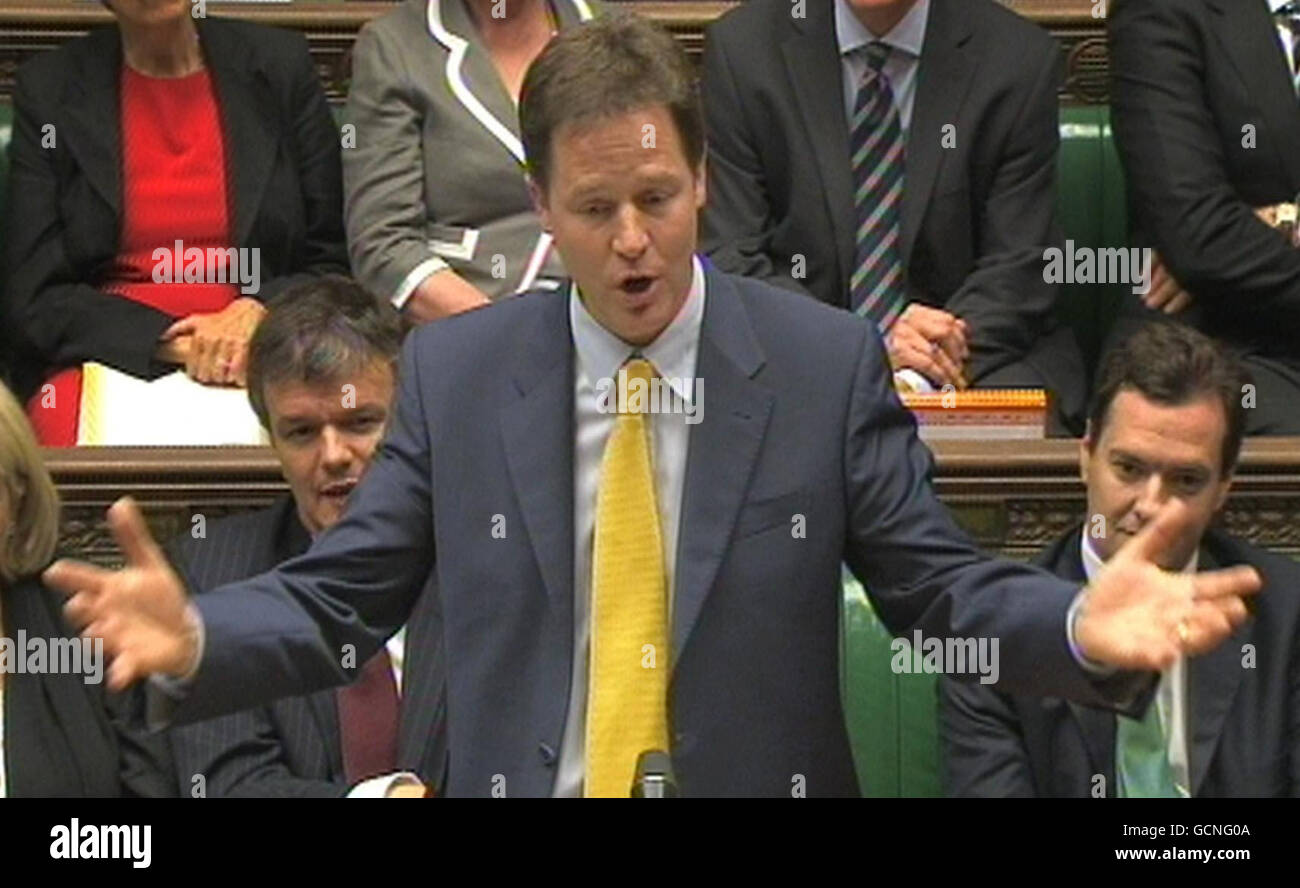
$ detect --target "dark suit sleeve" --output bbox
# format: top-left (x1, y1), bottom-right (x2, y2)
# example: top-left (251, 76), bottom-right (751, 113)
top-left (1110, 0), bottom-right (1300, 320)
top-left (1290, 618), bottom-right (1300, 797)
top-left (171, 711), bottom-right (346, 799)
top-left (699, 26), bottom-right (815, 299)
top-left (3, 65), bottom-right (174, 379)
top-left (944, 40), bottom-right (1063, 382)
top-left (938, 676), bottom-right (1037, 797)
top-left (253, 33), bottom-right (349, 304)
top-left (159, 334), bottom-right (435, 725)
top-left (840, 324), bottom-right (1148, 709)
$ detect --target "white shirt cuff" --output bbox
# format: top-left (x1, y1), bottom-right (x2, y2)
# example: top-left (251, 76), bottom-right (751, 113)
top-left (1067, 588), bottom-right (1116, 676)
top-left (348, 772), bottom-right (424, 798)
top-left (391, 257), bottom-right (451, 310)
top-left (894, 368), bottom-right (936, 393)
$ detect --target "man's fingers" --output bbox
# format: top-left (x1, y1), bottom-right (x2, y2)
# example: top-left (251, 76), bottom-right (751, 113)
top-left (107, 497), bottom-right (167, 569)
top-left (1163, 290), bottom-right (1194, 314)
top-left (1121, 498), bottom-right (1194, 566)
top-left (1191, 565), bottom-right (1261, 603)
top-left (44, 559), bottom-right (111, 600)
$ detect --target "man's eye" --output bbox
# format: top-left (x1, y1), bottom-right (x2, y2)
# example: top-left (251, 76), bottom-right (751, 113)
top-left (1173, 474), bottom-right (1204, 493)
top-left (1114, 461), bottom-right (1142, 480)
top-left (582, 203), bottom-right (611, 217)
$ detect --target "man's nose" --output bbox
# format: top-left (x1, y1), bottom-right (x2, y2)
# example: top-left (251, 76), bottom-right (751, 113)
top-left (612, 206), bottom-right (650, 257)
top-left (1133, 473), bottom-right (1168, 518)
top-left (320, 426), bottom-right (353, 470)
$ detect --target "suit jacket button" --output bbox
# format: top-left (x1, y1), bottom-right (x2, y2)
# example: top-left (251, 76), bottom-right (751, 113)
top-left (538, 742), bottom-right (558, 767)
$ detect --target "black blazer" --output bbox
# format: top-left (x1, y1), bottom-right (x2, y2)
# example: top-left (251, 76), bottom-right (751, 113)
top-left (166, 496), bottom-right (447, 798)
top-left (1110, 0), bottom-right (1300, 361)
top-left (701, 0), bottom-right (1083, 422)
top-left (941, 525), bottom-right (1300, 798)
top-left (1, 17), bottom-right (348, 401)
top-left (2, 576), bottom-right (173, 797)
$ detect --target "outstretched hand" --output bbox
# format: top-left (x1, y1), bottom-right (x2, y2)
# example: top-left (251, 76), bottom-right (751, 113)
top-left (44, 497), bottom-right (200, 692)
top-left (1074, 498), bottom-right (1259, 671)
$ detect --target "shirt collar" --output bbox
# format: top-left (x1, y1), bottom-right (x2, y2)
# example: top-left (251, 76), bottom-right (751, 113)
top-left (1270, 0), bottom-right (1293, 15)
top-left (569, 255), bottom-right (705, 403)
top-left (834, 0), bottom-right (929, 59)
top-left (1079, 525), bottom-right (1199, 584)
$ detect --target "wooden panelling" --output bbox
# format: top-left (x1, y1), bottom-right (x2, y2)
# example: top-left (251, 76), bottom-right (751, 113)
top-left (45, 436), bottom-right (1300, 567)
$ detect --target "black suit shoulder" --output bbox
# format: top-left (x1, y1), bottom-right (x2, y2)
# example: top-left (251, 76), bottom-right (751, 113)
top-left (168, 497), bottom-right (302, 592)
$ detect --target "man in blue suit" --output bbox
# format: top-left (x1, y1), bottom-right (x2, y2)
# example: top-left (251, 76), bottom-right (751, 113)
top-left (51, 13), bottom-right (1259, 798)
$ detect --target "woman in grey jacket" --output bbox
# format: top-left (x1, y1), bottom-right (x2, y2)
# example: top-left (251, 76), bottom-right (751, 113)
top-left (344, 0), bottom-right (599, 323)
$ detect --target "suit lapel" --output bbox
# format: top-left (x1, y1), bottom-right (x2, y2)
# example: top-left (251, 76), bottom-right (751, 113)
top-left (197, 18), bottom-right (280, 250)
top-left (900, 0), bottom-right (975, 264)
top-left (1185, 545), bottom-right (1252, 796)
top-left (783, 5), bottom-right (856, 303)
top-left (62, 27), bottom-right (123, 222)
top-left (1207, 0), bottom-right (1300, 189)
top-left (671, 270), bottom-right (773, 669)
top-left (499, 290), bottom-right (576, 611)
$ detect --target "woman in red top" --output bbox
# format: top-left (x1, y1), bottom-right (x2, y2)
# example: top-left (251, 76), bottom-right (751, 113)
top-left (4, 0), bottom-right (348, 445)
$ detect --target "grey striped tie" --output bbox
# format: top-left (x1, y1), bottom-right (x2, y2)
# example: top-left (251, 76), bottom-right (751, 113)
top-left (849, 41), bottom-right (906, 331)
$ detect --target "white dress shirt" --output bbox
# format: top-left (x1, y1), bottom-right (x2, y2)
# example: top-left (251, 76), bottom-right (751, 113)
top-left (1080, 529), bottom-right (1193, 797)
top-left (835, 0), bottom-right (929, 134)
top-left (553, 256), bottom-right (706, 797)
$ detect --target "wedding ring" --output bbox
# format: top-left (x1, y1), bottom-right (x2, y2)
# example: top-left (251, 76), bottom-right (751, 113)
top-left (1176, 619), bottom-right (1192, 647)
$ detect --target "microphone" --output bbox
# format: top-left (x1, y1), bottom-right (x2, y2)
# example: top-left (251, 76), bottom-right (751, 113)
top-left (631, 749), bottom-right (678, 798)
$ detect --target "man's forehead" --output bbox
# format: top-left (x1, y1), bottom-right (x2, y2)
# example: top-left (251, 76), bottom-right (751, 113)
top-left (1100, 390), bottom-right (1225, 464)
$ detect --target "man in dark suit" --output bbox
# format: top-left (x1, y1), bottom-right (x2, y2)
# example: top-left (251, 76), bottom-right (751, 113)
top-left (942, 323), bottom-right (1300, 797)
top-left (1108, 0), bottom-right (1300, 434)
top-left (166, 277), bottom-right (446, 798)
top-left (701, 0), bottom-right (1084, 430)
top-left (51, 14), bottom-right (1259, 798)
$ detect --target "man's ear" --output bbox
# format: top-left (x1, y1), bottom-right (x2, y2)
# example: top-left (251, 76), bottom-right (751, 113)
top-left (527, 176), bottom-right (552, 233)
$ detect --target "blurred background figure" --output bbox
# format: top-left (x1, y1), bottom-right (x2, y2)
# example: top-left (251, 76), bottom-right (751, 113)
top-left (701, 0), bottom-right (1085, 433)
top-left (1107, 0), bottom-right (1300, 434)
top-left (0, 380), bottom-right (172, 796)
top-left (344, 0), bottom-right (598, 324)
top-left (166, 276), bottom-right (446, 798)
top-left (3, 0), bottom-right (347, 445)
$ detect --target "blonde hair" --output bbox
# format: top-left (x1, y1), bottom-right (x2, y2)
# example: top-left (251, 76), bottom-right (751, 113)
top-left (0, 381), bottom-right (60, 582)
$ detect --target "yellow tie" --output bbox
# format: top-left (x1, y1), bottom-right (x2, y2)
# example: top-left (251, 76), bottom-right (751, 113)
top-left (585, 358), bottom-right (671, 798)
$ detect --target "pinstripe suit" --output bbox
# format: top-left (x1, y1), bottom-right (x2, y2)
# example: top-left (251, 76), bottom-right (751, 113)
top-left (166, 496), bottom-right (446, 798)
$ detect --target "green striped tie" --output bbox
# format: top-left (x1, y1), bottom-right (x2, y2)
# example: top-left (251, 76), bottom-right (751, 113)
top-left (1115, 702), bottom-right (1181, 798)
